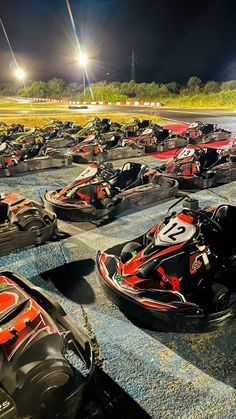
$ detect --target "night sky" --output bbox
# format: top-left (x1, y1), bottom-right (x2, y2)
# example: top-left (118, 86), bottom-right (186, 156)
top-left (0, 0), bottom-right (236, 84)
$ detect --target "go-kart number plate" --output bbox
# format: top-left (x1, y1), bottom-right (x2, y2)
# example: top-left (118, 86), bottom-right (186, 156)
top-left (189, 122), bottom-right (199, 129)
top-left (155, 216), bottom-right (196, 246)
top-left (74, 165), bottom-right (97, 181)
top-left (176, 148), bottom-right (195, 160)
top-left (142, 128), bottom-right (153, 136)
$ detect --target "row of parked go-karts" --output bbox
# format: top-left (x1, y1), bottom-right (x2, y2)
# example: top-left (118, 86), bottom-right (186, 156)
top-left (0, 118), bottom-right (235, 418)
top-left (0, 118), bottom-right (232, 175)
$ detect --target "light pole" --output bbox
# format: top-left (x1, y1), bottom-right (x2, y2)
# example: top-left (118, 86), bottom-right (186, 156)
top-left (78, 53), bottom-right (88, 97)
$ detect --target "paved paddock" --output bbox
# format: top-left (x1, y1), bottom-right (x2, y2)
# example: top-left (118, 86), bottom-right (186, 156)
top-left (1, 159), bottom-right (236, 418)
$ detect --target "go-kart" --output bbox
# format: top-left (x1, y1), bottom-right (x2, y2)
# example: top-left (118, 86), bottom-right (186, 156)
top-left (41, 120), bottom-right (82, 148)
top-left (13, 131), bottom-right (44, 146)
top-left (0, 271), bottom-right (94, 418)
top-left (48, 118), bottom-right (114, 149)
top-left (185, 121), bottom-right (231, 144)
top-left (66, 133), bottom-right (144, 163)
top-left (71, 117), bottom-right (112, 142)
top-left (159, 144), bottom-right (236, 190)
top-left (44, 162), bottom-right (178, 222)
top-left (129, 125), bottom-right (188, 152)
top-left (0, 144), bottom-right (72, 176)
top-left (120, 118), bottom-right (152, 137)
top-left (97, 196), bottom-right (236, 332)
top-left (6, 124), bottom-right (32, 141)
top-left (0, 192), bottom-right (58, 254)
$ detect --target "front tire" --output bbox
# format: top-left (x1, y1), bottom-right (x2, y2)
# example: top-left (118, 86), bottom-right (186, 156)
top-left (208, 282), bottom-right (229, 313)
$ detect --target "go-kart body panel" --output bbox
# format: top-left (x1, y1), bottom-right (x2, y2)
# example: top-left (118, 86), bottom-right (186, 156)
top-left (66, 141), bottom-right (145, 163)
top-left (97, 200), bottom-right (236, 331)
top-left (186, 122), bottom-right (231, 144)
top-left (44, 162), bottom-right (178, 221)
top-left (0, 271), bottom-right (94, 418)
top-left (0, 192), bottom-right (58, 254)
top-left (135, 126), bottom-right (188, 152)
top-left (159, 145), bottom-right (236, 190)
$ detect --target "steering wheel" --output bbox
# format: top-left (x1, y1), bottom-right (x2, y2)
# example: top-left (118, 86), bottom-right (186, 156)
top-left (182, 208), bottom-right (222, 233)
top-left (99, 163), bottom-right (118, 179)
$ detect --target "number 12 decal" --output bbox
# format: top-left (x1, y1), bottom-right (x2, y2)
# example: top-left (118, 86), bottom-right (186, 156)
top-left (155, 217), bottom-right (197, 246)
top-left (162, 222), bottom-right (186, 241)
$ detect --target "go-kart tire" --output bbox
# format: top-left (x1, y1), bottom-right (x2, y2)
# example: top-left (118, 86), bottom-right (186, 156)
top-left (17, 208), bottom-right (47, 231)
top-left (100, 198), bottom-right (114, 208)
top-left (209, 282), bottom-right (229, 313)
top-left (120, 241), bottom-right (143, 263)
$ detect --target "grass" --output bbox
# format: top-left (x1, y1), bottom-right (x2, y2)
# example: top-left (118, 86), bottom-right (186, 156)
top-left (0, 111), bottom-right (166, 128)
top-left (147, 91), bottom-right (236, 109)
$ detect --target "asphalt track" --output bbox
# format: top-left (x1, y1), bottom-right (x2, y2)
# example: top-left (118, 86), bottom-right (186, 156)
top-left (1, 105), bottom-right (236, 131)
top-left (1, 155), bottom-right (236, 418)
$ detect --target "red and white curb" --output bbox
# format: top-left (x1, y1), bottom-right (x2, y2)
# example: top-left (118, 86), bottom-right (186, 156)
top-left (6, 96), bottom-right (163, 107)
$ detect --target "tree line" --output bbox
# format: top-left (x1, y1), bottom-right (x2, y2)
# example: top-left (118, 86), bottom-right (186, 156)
top-left (1, 76), bottom-right (236, 101)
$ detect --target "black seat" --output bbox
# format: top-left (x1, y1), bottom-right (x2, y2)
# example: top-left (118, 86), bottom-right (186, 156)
top-left (0, 202), bottom-right (9, 223)
top-left (112, 163), bottom-right (146, 190)
top-left (209, 205), bottom-right (236, 257)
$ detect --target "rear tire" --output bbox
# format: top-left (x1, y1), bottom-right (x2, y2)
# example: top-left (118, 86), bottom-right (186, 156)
top-left (120, 241), bottom-right (143, 263)
top-left (17, 208), bottom-right (47, 231)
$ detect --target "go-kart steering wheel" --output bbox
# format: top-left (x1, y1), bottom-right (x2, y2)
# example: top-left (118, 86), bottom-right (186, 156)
top-left (182, 208), bottom-right (222, 233)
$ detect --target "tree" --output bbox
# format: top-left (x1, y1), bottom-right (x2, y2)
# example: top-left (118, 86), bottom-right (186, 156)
top-left (155, 85), bottom-right (170, 97)
top-left (186, 76), bottom-right (202, 89)
top-left (203, 81), bottom-right (220, 94)
top-left (220, 80), bottom-right (236, 91)
top-left (167, 81), bottom-right (179, 94)
top-left (27, 81), bottom-right (49, 98)
top-left (47, 78), bottom-right (65, 97)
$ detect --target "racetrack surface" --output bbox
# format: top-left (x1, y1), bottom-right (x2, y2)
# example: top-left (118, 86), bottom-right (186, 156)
top-left (1, 154), bottom-right (236, 417)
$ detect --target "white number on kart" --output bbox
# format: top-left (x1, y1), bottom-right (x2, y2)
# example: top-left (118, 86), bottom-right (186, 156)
top-left (155, 217), bottom-right (197, 246)
top-left (176, 147), bottom-right (195, 160)
top-left (142, 128), bottom-right (153, 136)
top-left (189, 122), bottom-right (199, 129)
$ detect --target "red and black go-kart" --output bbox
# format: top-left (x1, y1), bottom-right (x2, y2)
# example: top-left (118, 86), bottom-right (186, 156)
top-left (0, 143), bottom-right (72, 177)
top-left (185, 121), bottom-right (231, 144)
top-left (159, 144), bottom-right (236, 190)
top-left (97, 196), bottom-right (236, 332)
top-left (44, 162), bottom-right (178, 222)
top-left (0, 192), bottom-right (58, 254)
top-left (128, 124), bottom-right (188, 152)
top-left (66, 132), bottom-right (144, 163)
top-left (0, 271), bottom-right (94, 418)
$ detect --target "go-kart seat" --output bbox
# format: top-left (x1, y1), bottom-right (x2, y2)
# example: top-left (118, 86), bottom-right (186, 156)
top-left (0, 202), bottom-right (9, 223)
top-left (139, 120), bottom-right (150, 129)
top-left (111, 163), bottom-right (146, 191)
top-left (155, 128), bottom-right (170, 141)
top-left (200, 124), bottom-right (215, 135)
top-left (210, 204), bottom-right (236, 257)
top-left (103, 134), bottom-right (121, 149)
top-left (199, 148), bottom-right (219, 170)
